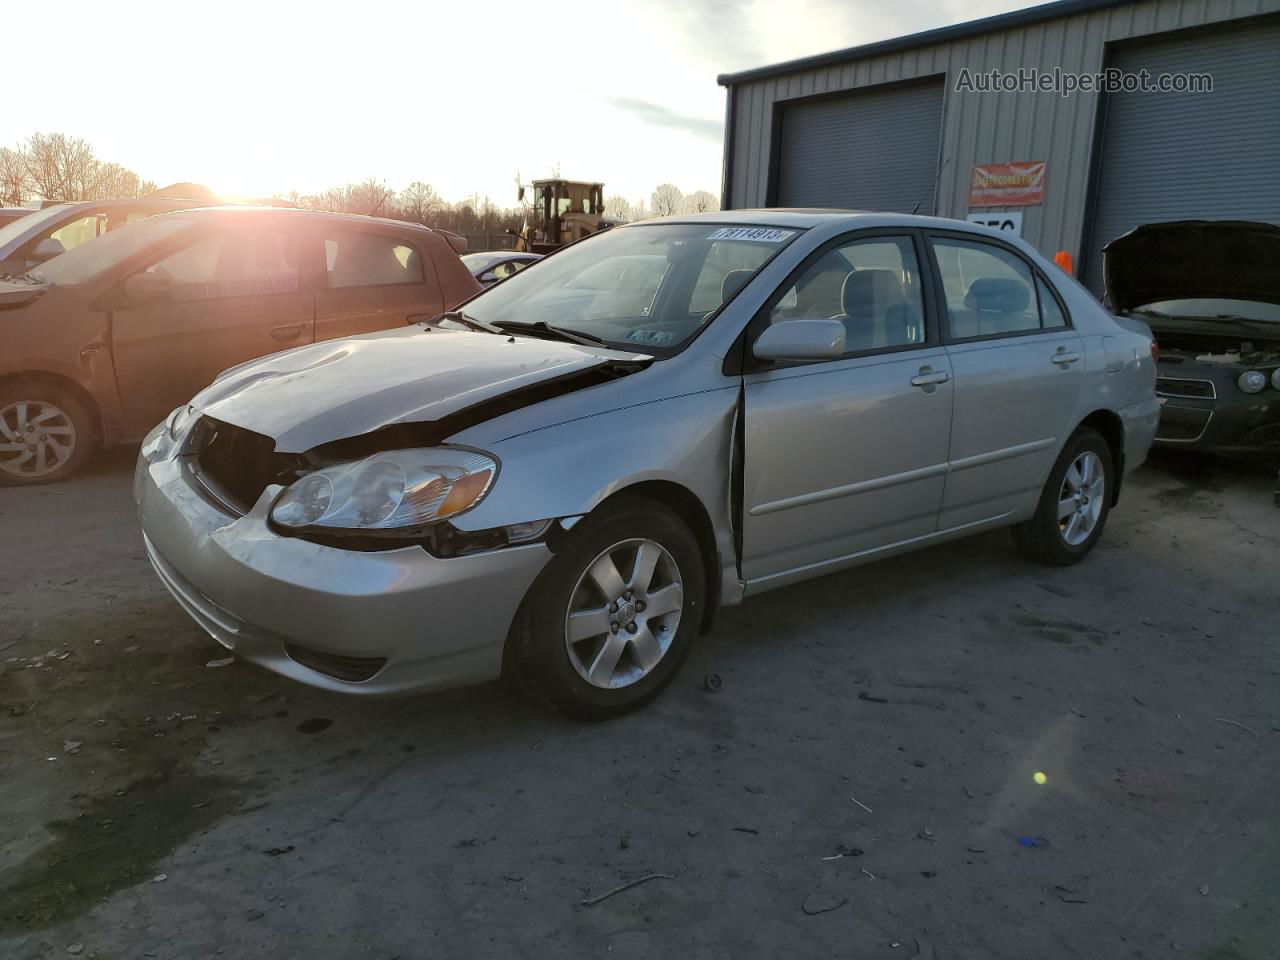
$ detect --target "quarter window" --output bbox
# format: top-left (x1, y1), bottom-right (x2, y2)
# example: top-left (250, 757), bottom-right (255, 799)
top-left (1037, 275), bottom-right (1068, 328)
top-left (325, 234), bottom-right (423, 288)
top-left (767, 236), bottom-right (926, 354)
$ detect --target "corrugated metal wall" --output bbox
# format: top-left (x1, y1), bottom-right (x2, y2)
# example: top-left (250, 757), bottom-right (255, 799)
top-left (725, 0), bottom-right (1280, 266)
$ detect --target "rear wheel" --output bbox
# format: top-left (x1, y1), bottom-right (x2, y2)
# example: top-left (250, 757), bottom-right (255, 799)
top-left (1012, 427), bottom-right (1112, 566)
top-left (512, 497), bottom-right (705, 720)
top-left (0, 380), bottom-right (96, 486)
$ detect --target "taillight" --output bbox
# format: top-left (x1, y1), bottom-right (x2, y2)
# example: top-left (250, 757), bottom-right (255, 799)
top-left (1150, 339), bottom-right (1159, 364)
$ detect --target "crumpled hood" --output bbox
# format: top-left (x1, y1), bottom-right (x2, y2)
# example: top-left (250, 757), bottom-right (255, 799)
top-left (0, 276), bottom-right (47, 309)
top-left (1104, 220), bottom-right (1280, 312)
top-left (193, 325), bottom-right (649, 453)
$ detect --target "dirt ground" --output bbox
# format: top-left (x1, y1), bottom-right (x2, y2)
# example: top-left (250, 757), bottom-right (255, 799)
top-left (1, 446), bottom-right (1277, 960)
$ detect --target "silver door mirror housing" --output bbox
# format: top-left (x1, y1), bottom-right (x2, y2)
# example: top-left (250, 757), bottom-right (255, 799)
top-left (752, 317), bottom-right (846, 362)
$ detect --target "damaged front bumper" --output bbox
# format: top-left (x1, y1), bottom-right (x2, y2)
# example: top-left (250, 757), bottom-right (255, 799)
top-left (135, 441), bottom-right (552, 696)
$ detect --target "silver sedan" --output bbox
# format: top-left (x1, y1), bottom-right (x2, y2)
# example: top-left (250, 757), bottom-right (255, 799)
top-left (136, 211), bottom-right (1160, 718)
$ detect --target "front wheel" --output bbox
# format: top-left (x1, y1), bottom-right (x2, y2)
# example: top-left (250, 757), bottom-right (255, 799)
top-left (512, 497), bottom-right (706, 720)
top-left (1012, 428), bottom-right (1112, 566)
top-left (0, 380), bottom-right (96, 486)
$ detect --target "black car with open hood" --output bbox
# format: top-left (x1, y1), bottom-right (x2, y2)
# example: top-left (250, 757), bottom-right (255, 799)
top-left (1104, 220), bottom-right (1280, 456)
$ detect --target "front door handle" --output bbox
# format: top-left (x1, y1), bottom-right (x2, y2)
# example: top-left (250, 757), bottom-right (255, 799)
top-left (910, 367), bottom-right (952, 388)
top-left (1052, 349), bottom-right (1082, 367)
top-left (270, 324), bottom-right (303, 342)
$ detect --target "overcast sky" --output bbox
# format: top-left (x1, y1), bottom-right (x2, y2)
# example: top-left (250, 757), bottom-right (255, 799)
top-left (11, 0), bottom-right (1030, 207)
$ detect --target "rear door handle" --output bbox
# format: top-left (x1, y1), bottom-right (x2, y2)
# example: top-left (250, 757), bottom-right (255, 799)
top-left (270, 324), bottom-right (303, 342)
top-left (910, 367), bottom-right (951, 388)
top-left (1052, 350), bottom-right (1082, 367)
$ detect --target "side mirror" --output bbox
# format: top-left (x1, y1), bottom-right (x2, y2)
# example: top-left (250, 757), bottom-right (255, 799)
top-left (752, 318), bottom-right (846, 362)
top-left (123, 272), bottom-right (172, 304)
top-left (32, 237), bottom-right (66, 262)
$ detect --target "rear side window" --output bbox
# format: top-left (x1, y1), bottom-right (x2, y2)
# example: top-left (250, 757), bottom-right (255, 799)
top-left (325, 233), bottom-right (423, 288)
top-left (931, 238), bottom-right (1040, 339)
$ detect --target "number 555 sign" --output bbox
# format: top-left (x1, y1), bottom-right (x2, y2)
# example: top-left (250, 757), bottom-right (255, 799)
top-left (966, 211), bottom-right (1023, 236)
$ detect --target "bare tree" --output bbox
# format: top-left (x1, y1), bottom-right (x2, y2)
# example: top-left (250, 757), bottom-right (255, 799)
top-left (94, 162), bottom-right (142, 199)
top-left (24, 133), bottom-right (100, 200)
top-left (347, 177), bottom-right (395, 217)
top-left (684, 190), bottom-right (719, 213)
top-left (399, 181), bottom-right (443, 223)
top-left (605, 194), bottom-right (632, 221)
top-left (0, 147), bottom-right (27, 205)
top-left (650, 183), bottom-right (683, 218)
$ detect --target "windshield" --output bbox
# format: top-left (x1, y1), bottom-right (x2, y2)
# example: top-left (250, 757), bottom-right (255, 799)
top-left (461, 253), bottom-right (500, 271)
top-left (30, 217), bottom-right (196, 285)
top-left (463, 222), bottom-right (800, 353)
top-left (1136, 298), bottom-right (1280, 324)
top-left (0, 204), bottom-right (75, 255)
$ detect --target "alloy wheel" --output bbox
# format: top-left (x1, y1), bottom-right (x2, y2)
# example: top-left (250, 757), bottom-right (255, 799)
top-left (564, 538), bottom-right (684, 690)
top-left (1058, 450), bottom-right (1105, 546)
top-left (0, 400), bottom-right (78, 480)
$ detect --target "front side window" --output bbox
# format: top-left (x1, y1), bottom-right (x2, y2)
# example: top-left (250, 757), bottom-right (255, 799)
top-left (144, 229), bottom-right (301, 301)
top-left (47, 215), bottom-right (104, 256)
top-left (767, 236), bottom-right (926, 354)
top-left (463, 222), bottom-right (802, 353)
top-left (932, 238), bottom-right (1042, 339)
top-left (325, 233), bottom-right (423, 288)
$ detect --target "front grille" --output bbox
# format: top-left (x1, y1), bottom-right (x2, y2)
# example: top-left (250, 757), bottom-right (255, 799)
top-left (188, 417), bottom-right (307, 515)
top-left (284, 643), bottom-right (387, 682)
top-left (1156, 377), bottom-right (1217, 400)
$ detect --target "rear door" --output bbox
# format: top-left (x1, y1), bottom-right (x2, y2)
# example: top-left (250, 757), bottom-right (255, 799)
top-left (110, 225), bottom-right (314, 435)
top-left (314, 229), bottom-right (444, 341)
top-left (926, 232), bottom-right (1084, 529)
top-left (741, 232), bottom-right (953, 588)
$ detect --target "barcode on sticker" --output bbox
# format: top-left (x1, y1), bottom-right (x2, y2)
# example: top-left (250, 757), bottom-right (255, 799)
top-left (706, 227), bottom-right (795, 243)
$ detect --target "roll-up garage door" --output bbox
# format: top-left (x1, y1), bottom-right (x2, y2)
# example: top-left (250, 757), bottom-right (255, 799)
top-left (776, 79), bottom-right (945, 215)
top-left (1084, 18), bottom-right (1280, 294)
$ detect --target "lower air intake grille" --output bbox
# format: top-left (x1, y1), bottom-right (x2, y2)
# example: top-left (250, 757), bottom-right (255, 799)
top-left (284, 643), bottom-right (387, 682)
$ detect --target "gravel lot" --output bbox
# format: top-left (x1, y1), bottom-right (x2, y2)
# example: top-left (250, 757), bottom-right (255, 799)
top-left (2, 446), bottom-right (1277, 959)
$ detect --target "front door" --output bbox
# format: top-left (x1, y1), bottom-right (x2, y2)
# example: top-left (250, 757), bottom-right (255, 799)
top-left (741, 233), bottom-right (954, 588)
top-left (110, 226), bottom-right (314, 436)
top-left (925, 233), bottom-right (1086, 529)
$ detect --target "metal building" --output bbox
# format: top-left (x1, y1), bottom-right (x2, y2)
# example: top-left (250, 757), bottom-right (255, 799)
top-left (718, 0), bottom-right (1280, 292)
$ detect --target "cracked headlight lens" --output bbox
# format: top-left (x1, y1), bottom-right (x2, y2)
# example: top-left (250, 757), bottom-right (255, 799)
top-left (271, 448), bottom-right (497, 533)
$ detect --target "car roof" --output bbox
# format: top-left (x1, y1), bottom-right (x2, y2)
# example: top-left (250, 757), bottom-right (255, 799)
top-left (146, 205), bottom-right (440, 234)
top-left (631, 208), bottom-right (994, 232)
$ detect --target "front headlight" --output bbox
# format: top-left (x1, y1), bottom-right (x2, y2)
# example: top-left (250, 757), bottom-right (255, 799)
top-left (1238, 370), bottom-right (1267, 394)
top-left (166, 404), bottom-right (198, 441)
top-left (271, 447), bottom-right (497, 534)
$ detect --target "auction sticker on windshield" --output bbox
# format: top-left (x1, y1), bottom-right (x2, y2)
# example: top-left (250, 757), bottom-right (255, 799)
top-left (706, 227), bottom-right (795, 243)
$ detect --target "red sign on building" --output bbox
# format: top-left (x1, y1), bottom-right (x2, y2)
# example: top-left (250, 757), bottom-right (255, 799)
top-left (969, 161), bottom-right (1046, 207)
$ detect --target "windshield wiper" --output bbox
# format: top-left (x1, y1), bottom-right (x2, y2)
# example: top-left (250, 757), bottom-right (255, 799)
top-left (493, 320), bottom-right (605, 346)
top-left (423, 309), bottom-right (503, 334)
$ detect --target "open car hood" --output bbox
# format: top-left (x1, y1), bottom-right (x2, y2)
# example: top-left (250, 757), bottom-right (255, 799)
top-left (1103, 220), bottom-right (1280, 313)
top-left (193, 326), bottom-right (650, 453)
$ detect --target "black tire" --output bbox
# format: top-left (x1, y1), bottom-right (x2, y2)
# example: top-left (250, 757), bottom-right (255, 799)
top-left (0, 378), bottom-right (96, 486)
top-left (1012, 427), bottom-right (1113, 566)
top-left (512, 496), bottom-right (706, 720)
